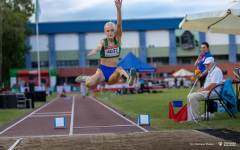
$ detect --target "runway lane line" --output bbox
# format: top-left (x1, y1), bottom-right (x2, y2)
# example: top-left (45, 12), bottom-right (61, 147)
top-left (30, 114), bottom-right (71, 117)
top-left (69, 96), bottom-right (75, 135)
top-left (73, 124), bottom-right (136, 129)
top-left (34, 112), bottom-right (72, 115)
top-left (89, 96), bottom-right (148, 132)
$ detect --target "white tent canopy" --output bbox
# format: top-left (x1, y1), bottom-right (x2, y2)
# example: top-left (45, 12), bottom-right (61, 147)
top-left (172, 69), bottom-right (193, 77)
top-left (179, 2), bottom-right (240, 35)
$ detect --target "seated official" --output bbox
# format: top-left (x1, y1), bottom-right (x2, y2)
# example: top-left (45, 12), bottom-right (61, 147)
top-left (59, 88), bottom-right (67, 97)
top-left (138, 83), bottom-right (150, 94)
top-left (187, 57), bottom-right (223, 121)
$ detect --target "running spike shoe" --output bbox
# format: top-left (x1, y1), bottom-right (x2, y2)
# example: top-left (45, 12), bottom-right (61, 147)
top-left (128, 68), bottom-right (136, 86)
top-left (75, 76), bottom-right (90, 83)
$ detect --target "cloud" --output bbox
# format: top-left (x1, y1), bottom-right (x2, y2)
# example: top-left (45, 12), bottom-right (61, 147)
top-left (30, 0), bottom-right (235, 23)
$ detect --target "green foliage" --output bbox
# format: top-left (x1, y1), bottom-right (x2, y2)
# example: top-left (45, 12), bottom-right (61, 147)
top-left (1, 0), bottom-right (34, 19)
top-left (1, 0), bottom-right (34, 84)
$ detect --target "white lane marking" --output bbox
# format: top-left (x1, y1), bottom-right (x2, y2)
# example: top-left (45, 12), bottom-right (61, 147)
top-left (30, 114), bottom-right (71, 117)
top-left (0, 97), bottom-right (59, 135)
top-left (74, 124), bottom-right (136, 129)
top-left (89, 96), bottom-right (148, 132)
top-left (8, 138), bottom-right (23, 150)
top-left (34, 112), bottom-right (71, 115)
top-left (69, 96), bottom-right (75, 135)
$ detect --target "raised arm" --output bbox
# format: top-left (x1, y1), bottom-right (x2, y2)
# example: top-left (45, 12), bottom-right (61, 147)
top-left (115, 0), bottom-right (122, 46)
top-left (194, 53), bottom-right (203, 67)
top-left (88, 39), bottom-right (105, 57)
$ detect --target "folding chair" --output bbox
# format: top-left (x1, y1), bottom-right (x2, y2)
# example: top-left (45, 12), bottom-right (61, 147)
top-left (204, 78), bottom-right (238, 121)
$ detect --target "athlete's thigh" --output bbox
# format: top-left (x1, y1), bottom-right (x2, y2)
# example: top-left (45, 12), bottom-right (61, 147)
top-left (107, 67), bottom-right (122, 85)
top-left (87, 69), bottom-right (105, 86)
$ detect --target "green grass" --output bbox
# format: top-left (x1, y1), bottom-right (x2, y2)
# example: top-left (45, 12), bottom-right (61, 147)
top-left (92, 88), bottom-right (240, 132)
top-left (0, 93), bottom-right (58, 127)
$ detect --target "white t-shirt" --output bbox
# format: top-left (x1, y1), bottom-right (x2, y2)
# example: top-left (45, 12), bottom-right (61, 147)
top-left (203, 66), bottom-right (223, 95)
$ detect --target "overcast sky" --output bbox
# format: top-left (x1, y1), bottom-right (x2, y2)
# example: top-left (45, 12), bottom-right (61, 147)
top-left (30, 0), bottom-right (237, 23)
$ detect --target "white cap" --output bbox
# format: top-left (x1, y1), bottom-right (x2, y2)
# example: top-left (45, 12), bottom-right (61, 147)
top-left (203, 57), bottom-right (215, 65)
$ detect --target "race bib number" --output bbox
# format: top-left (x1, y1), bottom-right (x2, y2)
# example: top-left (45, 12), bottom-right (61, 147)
top-left (105, 45), bottom-right (119, 57)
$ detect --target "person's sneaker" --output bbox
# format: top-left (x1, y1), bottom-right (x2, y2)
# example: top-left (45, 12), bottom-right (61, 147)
top-left (209, 113), bottom-right (215, 118)
top-left (201, 112), bottom-right (215, 118)
top-left (75, 76), bottom-right (90, 83)
top-left (127, 68), bottom-right (136, 86)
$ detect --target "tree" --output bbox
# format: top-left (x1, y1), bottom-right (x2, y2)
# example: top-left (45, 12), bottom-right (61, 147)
top-left (0, 0), bottom-right (34, 87)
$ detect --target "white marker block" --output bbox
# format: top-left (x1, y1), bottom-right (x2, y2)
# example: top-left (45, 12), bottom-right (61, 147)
top-left (54, 117), bottom-right (66, 128)
top-left (138, 115), bottom-right (150, 125)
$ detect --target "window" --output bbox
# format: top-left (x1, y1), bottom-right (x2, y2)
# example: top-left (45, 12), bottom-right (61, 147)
top-left (67, 76), bottom-right (77, 84)
top-left (146, 74), bottom-right (151, 78)
top-left (160, 73), bottom-right (172, 77)
top-left (177, 57), bottom-right (197, 65)
top-left (87, 59), bottom-right (99, 67)
top-left (214, 55), bottom-right (228, 63)
top-left (147, 57), bottom-right (169, 66)
top-left (176, 36), bottom-right (180, 47)
top-left (180, 31), bottom-right (195, 49)
top-left (57, 77), bottom-right (65, 85)
top-left (237, 54), bottom-right (240, 62)
top-left (182, 58), bottom-right (191, 64)
top-left (31, 61), bottom-right (49, 68)
top-left (56, 60), bottom-right (79, 68)
top-left (145, 73), bottom-right (158, 78)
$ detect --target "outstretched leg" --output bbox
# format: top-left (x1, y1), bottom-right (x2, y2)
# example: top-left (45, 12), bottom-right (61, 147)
top-left (107, 66), bottom-right (136, 86)
top-left (75, 69), bottom-right (105, 88)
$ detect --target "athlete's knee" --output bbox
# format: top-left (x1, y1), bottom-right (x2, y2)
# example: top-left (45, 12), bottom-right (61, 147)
top-left (117, 66), bottom-right (123, 70)
top-left (85, 80), bottom-right (94, 88)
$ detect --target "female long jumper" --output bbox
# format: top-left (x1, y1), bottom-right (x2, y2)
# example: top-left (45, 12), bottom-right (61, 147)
top-left (75, 0), bottom-right (136, 88)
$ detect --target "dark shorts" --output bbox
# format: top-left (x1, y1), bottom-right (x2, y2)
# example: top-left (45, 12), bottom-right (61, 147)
top-left (199, 76), bottom-right (206, 87)
top-left (98, 64), bottom-right (117, 82)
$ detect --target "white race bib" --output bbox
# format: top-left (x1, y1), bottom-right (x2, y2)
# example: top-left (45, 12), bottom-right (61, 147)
top-left (105, 45), bottom-right (119, 57)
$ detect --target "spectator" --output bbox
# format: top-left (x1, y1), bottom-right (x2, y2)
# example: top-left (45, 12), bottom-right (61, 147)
top-left (174, 78), bottom-right (178, 88)
top-left (148, 81), bottom-right (153, 88)
top-left (100, 82), bottom-right (105, 93)
top-left (188, 57), bottom-right (223, 121)
top-left (140, 78), bottom-right (145, 89)
top-left (81, 82), bottom-right (87, 98)
top-left (59, 88), bottom-right (67, 97)
top-left (121, 81), bottom-right (128, 94)
top-left (138, 83), bottom-right (150, 94)
top-left (180, 79), bottom-right (184, 88)
top-left (194, 42), bottom-right (215, 117)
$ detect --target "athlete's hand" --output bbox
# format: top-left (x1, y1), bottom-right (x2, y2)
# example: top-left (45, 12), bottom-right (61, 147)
top-left (88, 49), bottom-right (97, 56)
top-left (115, 0), bottom-right (122, 9)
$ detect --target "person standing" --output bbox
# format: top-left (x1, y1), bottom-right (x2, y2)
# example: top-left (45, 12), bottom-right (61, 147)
top-left (194, 42), bottom-right (215, 118)
top-left (81, 82), bottom-right (87, 98)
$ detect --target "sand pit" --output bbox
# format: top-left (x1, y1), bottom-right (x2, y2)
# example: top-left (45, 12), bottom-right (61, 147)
top-left (1, 131), bottom-right (239, 150)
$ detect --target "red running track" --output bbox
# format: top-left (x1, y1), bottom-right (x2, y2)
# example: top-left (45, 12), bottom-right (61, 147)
top-left (0, 96), bottom-right (156, 138)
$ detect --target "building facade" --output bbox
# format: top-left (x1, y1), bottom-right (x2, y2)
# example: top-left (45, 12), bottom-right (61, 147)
top-left (26, 18), bottom-right (240, 84)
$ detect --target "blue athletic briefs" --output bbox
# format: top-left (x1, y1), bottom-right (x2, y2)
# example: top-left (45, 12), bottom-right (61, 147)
top-left (99, 64), bottom-right (117, 82)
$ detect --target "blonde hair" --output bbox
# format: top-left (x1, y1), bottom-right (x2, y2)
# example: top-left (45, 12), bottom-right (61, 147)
top-left (104, 21), bottom-right (117, 30)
